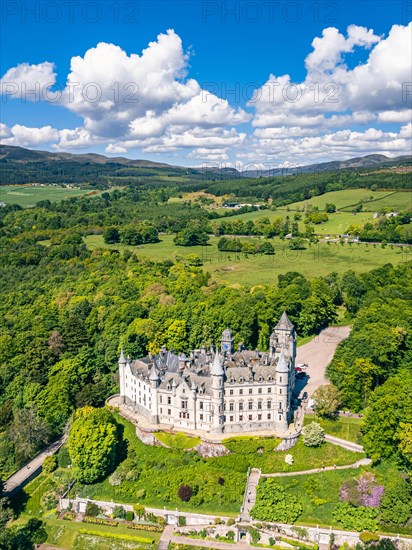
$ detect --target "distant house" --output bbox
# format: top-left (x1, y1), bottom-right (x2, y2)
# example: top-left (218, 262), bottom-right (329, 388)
top-left (373, 212), bottom-right (381, 219)
top-left (385, 212), bottom-right (399, 218)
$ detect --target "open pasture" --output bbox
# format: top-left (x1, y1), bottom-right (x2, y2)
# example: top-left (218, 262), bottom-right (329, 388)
top-left (84, 234), bottom-right (411, 286)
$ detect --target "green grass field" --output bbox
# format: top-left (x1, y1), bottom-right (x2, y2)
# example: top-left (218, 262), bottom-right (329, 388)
top-left (303, 415), bottom-right (363, 444)
top-left (284, 189), bottom-right (398, 212)
top-left (43, 517), bottom-right (159, 549)
top-left (154, 432), bottom-right (201, 449)
top-left (84, 234), bottom-right (411, 286)
top-left (0, 185), bottom-right (97, 207)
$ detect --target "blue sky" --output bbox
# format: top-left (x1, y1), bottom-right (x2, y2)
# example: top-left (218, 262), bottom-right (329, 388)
top-left (1, 1), bottom-right (411, 166)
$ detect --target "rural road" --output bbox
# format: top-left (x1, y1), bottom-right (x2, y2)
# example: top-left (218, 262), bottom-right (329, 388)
top-left (296, 325), bottom-right (351, 399)
top-left (3, 436), bottom-right (66, 495)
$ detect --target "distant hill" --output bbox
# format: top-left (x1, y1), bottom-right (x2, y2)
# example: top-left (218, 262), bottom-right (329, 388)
top-left (0, 145), bottom-right (411, 186)
top-left (0, 145), bottom-right (176, 169)
top-left (241, 154), bottom-right (412, 177)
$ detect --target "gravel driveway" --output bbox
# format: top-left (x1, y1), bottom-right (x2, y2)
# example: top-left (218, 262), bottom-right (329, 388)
top-left (295, 325), bottom-right (351, 398)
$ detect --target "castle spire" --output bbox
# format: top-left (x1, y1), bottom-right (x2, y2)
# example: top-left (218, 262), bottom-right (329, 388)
top-left (276, 347), bottom-right (289, 373)
top-left (210, 347), bottom-right (224, 376)
top-left (275, 311), bottom-right (294, 331)
top-left (119, 348), bottom-right (126, 364)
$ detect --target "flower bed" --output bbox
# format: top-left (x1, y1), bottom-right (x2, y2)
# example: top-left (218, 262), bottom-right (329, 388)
top-left (79, 528), bottom-right (154, 544)
top-left (82, 516), bottom-right (118, 527)
top-left (62, 511), bottom-right (76, 521)
top-left (127, 522), bottom-right (163, 533)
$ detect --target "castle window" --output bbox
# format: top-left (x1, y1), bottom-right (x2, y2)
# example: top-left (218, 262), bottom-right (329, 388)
top-left (249, 414), bottom-right (253, 421)
top-left (181, 400), bottom-right (188, 409)
top-left (267, 401), bottom-right (272, 409)
top-left (168, 409), bottom-right (171, 415)
top-left (239, 377), bottom-right (244, 383)
top-left (229, 402), bottom-right (234, 411)
top-left (167, 384), bottom-right (171, 390)
top-left (239, 389), bottom-right (243, 395)
top-left (230, 390), bottom-right (234, 395)
top-left (268, 388), bottom-right (272, 394)
top-left (279, 402), bottom-right (282, 409)
top-left (182, 388), bottom-right (185, 394)
top-left (258, 414), bottom-right (262, 421)
top-left (258, 401), bottom-right (262, 410)
top-left (239, 415), bottom-right (243, 421)
top-left (200, 402), bottom-right (204, 410)
top-left (258, 388), bottom-right (262, 394)
top-left (279, 388), bottom-right (282, 395)
top-left (160, 408), bottom-right (162, 414)
top-left (268, 413), bottom-right (271, 420)
top-left (249, 388), bottom-right (253, 395)
top-left (248, 401), bottom-right (253, 410)
top-left (239, 402), bottom-right (243, 411)
top-left (200, 414), bottom-right (203, 421)
top-left (167, 397), bottom-right (171, 405)
top-left (230, 416), bottom-right (234, 422)
top-left (279, 414), bottom-right (282, 421)
top-left (280, 376), bottom-right (282, 383)
top-left (268, 376), bottom-right (273, 381)
top-left (230, 378), bottom-right (234, 383)
top-left (160, 396), bottom-right (162, 404)
top-left (258, 376), bottom-right (263, 382)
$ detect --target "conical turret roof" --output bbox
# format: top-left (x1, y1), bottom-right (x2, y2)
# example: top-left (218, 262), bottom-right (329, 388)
top-left (276, 347), bottom-right (289, 373)
top-left (149, 366), bottom-right (160, 381)
top-left (119, 348), bottom-right (126, 364)
top-left (275, 311), bottom-right (294, 331)
top-left (210, 349), bottom-right (224, 376)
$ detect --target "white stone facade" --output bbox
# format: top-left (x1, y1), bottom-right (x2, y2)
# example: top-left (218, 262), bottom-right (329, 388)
top-left (119, 312), bottom-right (296, 434)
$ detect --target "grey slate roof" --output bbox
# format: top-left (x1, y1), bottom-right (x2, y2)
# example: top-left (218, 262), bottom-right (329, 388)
top-left (275, 311), bottom-right (294, 331)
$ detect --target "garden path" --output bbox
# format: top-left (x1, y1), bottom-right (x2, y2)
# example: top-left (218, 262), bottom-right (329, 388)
top-left (262, 457), bottom-right (371, 478)
top-left (240, 468), bottom-right (261, 522)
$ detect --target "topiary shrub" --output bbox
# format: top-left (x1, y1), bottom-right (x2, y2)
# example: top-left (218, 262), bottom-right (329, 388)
top-left (125, 510), bottom-right (134, 522)
top-left (178, 484), bottom-right (193, 502)
top-left (359, 531), bottom-right (380, 544)
top-left (85, 502), bottom-right (101, 517)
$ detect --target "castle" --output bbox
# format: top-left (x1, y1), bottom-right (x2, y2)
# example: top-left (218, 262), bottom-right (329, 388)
top-left (118, 312), bottom-right (296, 434)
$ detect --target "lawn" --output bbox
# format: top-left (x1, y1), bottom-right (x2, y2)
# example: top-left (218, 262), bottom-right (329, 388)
top-left (72, 414), bottom-right (363, 516)
top-left (340, 190), bottom-right (412, 212)
top-left (303, 415), bottom-right (363, 444)
top-left (0, 184), bottom-right (97, 207)
top-left (84, 234), bottom-right (411, 286)
top-left (284, 189), bottom-right (396, 212)
top-left (154, 432), bottom-right (201, 449)
top-left (42, 516), bottom-right (159, 549)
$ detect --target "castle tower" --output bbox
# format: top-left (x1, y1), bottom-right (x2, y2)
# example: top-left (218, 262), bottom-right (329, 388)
top-left (221, 327), bottom-right (234, 356)
top-left (149, 366), bottom-right (160, 424)
top-left (274, 311), bottom-right (296, 361)
top-left (210, 348), bottom-right (225, 433)
top-left (118, 349), bottom-right (127, 404)
top-left (269, 330), bottom-right (278, 358)
top-left (276, 347), bottom-right (289, 433)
